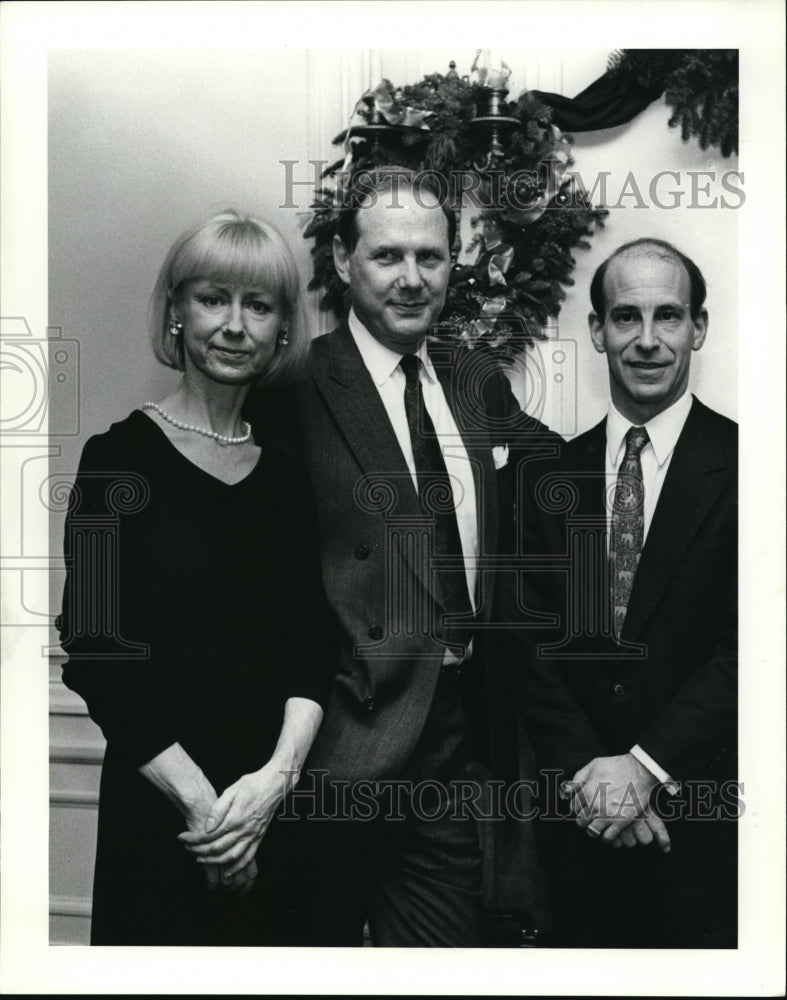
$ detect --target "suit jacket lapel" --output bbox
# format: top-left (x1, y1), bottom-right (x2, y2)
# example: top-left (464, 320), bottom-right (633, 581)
top-left (312, 323), bottom-right (420, 515)
top-left (582, 420), bottom-right (608, 513)
top-left (623, 398), bottom-right (732, 640)
top-left (311, 324), bottom-right (461, 616)
top-left (562, 418), bottom-right (609, 518)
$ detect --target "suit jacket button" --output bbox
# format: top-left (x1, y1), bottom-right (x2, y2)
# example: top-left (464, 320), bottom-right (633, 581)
top-left (612, 682), bottom-right (626, 697)
top-left (355, 544), bottom-right (370, 560)
top-left (368, 625), bottom-right (383, 640)
top-left (364, 696), bottom-right (375, 711)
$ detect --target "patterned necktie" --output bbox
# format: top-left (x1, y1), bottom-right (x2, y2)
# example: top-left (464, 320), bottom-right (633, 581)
top-left (610, 425), bottom-right (650, 640)
top-left (400, 354), bottom-right (472, 645)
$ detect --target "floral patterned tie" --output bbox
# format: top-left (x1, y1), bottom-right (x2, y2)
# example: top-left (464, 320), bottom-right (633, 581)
top-left (610, 425), bottom-right (649, 640)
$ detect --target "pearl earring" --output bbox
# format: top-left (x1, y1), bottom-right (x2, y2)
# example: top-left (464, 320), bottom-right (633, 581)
top-left (278, 329), bottom-right (289, 346)
top-left (168, 316), bottom-right (183, 336)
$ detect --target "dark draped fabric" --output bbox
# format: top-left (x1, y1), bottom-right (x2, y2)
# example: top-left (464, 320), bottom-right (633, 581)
top-left (532, 71), bottom-right (665, 133)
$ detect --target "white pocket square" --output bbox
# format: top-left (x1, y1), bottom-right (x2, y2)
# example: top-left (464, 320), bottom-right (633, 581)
top-left (492, 444), bottom-right (509, 470)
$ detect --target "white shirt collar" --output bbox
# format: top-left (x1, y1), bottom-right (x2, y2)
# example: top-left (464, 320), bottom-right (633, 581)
top-left (348, 309), bottom-right (436, 386)
top-left (606, 391), bottom-right (693, 468)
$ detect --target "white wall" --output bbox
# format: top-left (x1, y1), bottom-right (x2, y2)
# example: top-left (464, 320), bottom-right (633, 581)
top-left (48, 46), bottom-right (739, 942)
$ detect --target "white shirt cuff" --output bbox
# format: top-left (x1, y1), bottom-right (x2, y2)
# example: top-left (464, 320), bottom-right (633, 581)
top-left (630, 745), bottom-right (679, 795)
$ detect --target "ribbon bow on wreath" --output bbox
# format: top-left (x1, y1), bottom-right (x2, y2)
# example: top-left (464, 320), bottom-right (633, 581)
top-left (365, 79), bottom-right (434, 130)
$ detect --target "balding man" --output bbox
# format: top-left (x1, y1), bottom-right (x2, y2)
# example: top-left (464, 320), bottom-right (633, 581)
top-left (513, 238), bottom-right (738, 947)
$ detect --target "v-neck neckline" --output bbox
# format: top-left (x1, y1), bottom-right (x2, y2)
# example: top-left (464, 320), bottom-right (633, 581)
top-left (135, 409), bottom-right (264, 488)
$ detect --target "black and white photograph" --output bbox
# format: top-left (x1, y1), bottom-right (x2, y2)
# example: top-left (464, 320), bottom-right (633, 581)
top-left (1, 1), bottom-right (784, 994)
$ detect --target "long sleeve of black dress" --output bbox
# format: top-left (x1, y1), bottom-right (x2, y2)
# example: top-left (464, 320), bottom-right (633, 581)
top-left (59, 429), bottom-right (180, 767)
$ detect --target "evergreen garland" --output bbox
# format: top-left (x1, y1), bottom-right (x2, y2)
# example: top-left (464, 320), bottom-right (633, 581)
top-left (610, 49), bottom-right (739, 157)
top-left (303, 71), bottom-right (608, 357)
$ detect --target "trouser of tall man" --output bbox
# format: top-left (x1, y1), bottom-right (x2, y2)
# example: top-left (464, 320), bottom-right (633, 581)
top-left (292, 667), bottom-right (483, 947)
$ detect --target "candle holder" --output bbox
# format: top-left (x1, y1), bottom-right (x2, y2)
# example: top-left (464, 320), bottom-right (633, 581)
top-left (349, 93), bottom-right (430, 158)
top-left (349, 94), bottom-right (401, 158)
top-left (470, 87), bottom-right (520, 168)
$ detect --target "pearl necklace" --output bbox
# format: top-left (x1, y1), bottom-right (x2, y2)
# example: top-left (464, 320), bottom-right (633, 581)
top-left (142, 402), bottom-right (252, 446)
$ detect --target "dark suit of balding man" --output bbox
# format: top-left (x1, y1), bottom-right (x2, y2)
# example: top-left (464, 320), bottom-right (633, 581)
top-left (508, 240), bottom-right (738, 948)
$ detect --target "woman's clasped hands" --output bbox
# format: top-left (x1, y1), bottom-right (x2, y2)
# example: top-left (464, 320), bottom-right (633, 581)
top-left (179, 761), bottom-right (290, 895)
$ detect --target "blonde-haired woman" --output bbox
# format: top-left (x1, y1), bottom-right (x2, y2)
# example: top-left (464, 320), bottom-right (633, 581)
top-left (59, 210), bottom-right (335, 945)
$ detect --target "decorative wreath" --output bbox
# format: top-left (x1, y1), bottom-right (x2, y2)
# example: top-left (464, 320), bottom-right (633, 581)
top-left (610, 49), bottom-right (738, 158)
top-left (303, 62), bottom-right (608, 358)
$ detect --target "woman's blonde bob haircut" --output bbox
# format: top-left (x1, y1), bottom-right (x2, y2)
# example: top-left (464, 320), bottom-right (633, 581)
top-left (150, 210), bottom-right (309, 385)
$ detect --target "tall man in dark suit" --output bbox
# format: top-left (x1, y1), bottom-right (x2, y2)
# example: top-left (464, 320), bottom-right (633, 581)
top-left (289, 169), bottom-right (557, 946)
top-left (513, 238), bottom-right (738, 948)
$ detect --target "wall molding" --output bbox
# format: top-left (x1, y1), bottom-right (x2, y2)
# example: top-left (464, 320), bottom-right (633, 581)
top-left (49, 652), bottom-right (92, 717)
top-left (50, 740), bottom-right (104, 765)
top-left (305, 49), bottom-right (375, 339)
top-left (49, 679), bottom-right (90, 716)
top-left (50, 789), bottom-right (99, 808)
top-left (50, 894), bottom-right (92, 918)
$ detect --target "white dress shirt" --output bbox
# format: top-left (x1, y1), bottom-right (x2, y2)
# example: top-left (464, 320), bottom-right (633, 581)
top-left (604, 390), bottom-right (693, 790)
top-left (348, 310), bottom-right (479, 622)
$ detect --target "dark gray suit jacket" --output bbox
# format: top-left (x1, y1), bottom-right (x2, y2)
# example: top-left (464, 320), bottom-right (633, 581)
top-left (290, 323), bottom-right (559, 783)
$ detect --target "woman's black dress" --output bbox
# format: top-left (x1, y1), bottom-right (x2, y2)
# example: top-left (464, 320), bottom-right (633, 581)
top-left (58, 410), bottom-right (336, 945)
